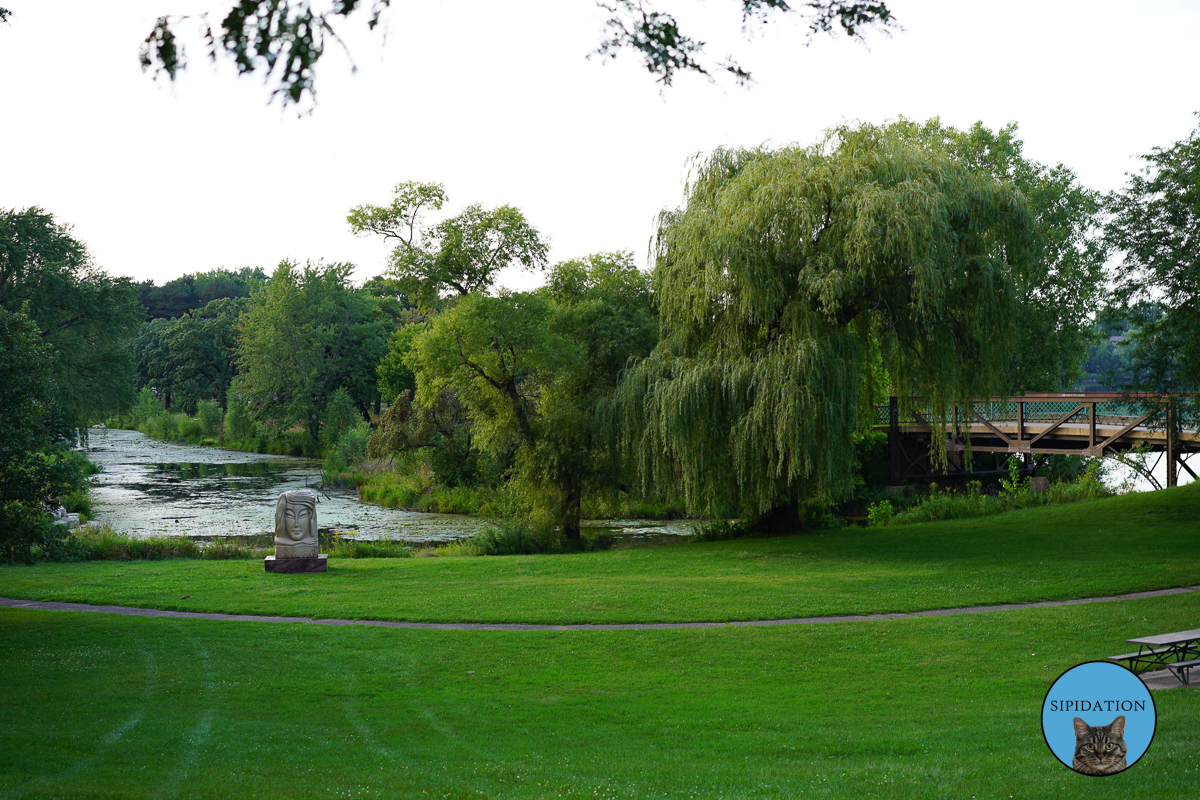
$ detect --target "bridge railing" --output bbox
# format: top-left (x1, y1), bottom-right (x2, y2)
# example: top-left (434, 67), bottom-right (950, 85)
top-left (873, 395), bottom-right (1198, 432)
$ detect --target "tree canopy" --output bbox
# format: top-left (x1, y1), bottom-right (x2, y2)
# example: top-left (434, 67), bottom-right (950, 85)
top-left (1106, 115), bottom-right (1200, 404)
top-left (233, 260), bottom-right (389, 447)
top-left (138, 267), bottom-right (266, 320)
top-left (408, 252), bottom-right (657, 538)
top-left (139, 1), bottom-right (895, 108)
top-left (612, 122), bottom-right (1037, 521)
top-left (0, 308), bottom-right (88, 563)
top-left (894, 118), bottom-right (1109, 392)
top-left (133, 296), bottom-right (249, 412)
top-left (348, 181), bottom-right (548, 306)
top-left (0, 208), bottom-right (142, 438)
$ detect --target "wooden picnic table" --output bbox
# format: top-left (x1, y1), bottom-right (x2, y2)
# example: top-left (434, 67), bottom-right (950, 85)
top-left (1111, 628), bottom-right (1200, 684)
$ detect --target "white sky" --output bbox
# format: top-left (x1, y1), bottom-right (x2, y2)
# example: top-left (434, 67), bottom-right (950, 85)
top-left (2, 0), bottom-right (1198, 291)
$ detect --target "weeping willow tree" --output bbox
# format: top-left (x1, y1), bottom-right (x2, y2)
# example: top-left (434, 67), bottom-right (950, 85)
top-left (612, 121), bottom-right (1037, 524)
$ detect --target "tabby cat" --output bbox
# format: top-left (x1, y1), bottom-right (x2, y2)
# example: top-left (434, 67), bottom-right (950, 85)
top-left (1072, 715), bottom-right (1128, 775)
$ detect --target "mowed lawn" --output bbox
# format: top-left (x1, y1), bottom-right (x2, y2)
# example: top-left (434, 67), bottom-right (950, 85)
top-left (2, 592), bottom-right (1199, 799)
top-left (2, 484), bottom-right (1198, 624)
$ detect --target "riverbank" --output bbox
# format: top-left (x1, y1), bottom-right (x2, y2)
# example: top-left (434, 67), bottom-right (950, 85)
top-left (6, 483), bottom-right (1198, 625)
top-left (79, 429), bottom-right (693, 547)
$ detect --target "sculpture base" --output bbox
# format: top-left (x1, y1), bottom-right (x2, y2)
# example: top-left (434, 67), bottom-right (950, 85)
top-left (275, 542), bottom-right (319, 558)
top-left (264, 554), bottom-right (328, 574)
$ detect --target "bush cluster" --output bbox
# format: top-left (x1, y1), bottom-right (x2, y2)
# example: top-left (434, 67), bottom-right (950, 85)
top-left (868, 460), bottom-right (1114, 527)
top-left (24, 523), bottom-right (415, 562)
top-left (429, 519), bottom-right (614, 556)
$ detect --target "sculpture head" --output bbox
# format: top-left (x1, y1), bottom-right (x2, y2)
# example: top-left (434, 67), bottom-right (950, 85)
top-left (274, 489), bottom-right (318, 544)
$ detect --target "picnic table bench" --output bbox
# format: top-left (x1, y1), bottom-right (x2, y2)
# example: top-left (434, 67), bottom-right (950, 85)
top-left (1167, 660), bottom-right (1200, 687)
top-left (1110, 628), bottom-right (1200, 685)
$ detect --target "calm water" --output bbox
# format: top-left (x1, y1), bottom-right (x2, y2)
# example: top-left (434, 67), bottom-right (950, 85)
top-left (83, 429), bottom-right (693, 546)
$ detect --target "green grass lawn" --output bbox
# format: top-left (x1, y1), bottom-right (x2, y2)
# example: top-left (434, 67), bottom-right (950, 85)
top-left (3, 592), bottom-right (1198, 799)
top-left (2, 484), bottom-right (1198, 624)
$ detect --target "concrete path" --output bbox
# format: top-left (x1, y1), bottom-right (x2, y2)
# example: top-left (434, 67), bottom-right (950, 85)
top-left (3, 584), bottom-right (1198, 632)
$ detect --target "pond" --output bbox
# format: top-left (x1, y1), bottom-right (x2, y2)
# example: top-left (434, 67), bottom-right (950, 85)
top-left (82, 429), bottom-right (694, 547)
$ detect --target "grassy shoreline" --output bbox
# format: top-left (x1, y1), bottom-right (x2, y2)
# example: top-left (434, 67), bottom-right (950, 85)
top-left (6, 484), bottom-right (1198, 625)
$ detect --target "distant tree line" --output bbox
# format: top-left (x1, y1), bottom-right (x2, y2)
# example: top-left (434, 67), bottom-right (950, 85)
top-left (137, 267), bottom-right (267, 319)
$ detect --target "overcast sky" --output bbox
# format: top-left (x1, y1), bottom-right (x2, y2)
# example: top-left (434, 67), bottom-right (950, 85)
top-left (2, 1), bottom-right (1198, 291)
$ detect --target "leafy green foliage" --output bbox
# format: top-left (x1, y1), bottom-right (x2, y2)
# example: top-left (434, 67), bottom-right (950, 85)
top-left (223, 387), bottom-right (255, 443)
top-left (348, 181), bottom-right (549, 305)
top-left (140, 1), bottom-right (894, 107)
top-left (375, 322), bottom-right (425, 402)
top-left (866, 499), bottom-right (894, 526)
top-left (0, 208), bottom-right (142, 437)
top-left (613, 122), bottom-right (1036, 521)
top-left (1105, 115), bottom-right (1200, 406)
top-left (140, 0), bottom-right (394, 107)
top-left (319, 387), bottom-right (360, 451)
top-left (886, 462), bottom-right (1113, 527)
top-left (0, 308), bottom-right (90, 563)
top-left (689, 519), bottom-right (747, 542)
top-left (412, 292), bottom-right (571, 450)
top-left (137, 267), bottom-right (265, 320)
top-left (596, 0), bottom-right (895, 85)
top-left (409, 254), bottom-right (658, 539)
top-left (134, 296), bottom-right (249, 413)
top-left (898, 119), bottom-right (1108, 392)
top-left (442, 519), bottom-right (614, 556)
top-left (233, 260), bottom-right (388, 448)
top-left (322, 422), bottom-right (372, 475)
top-left (127, 387), bottom-right (164, 430)
top-left (196, 400), bottom-right (225, 438)
top-left (998, 456), bottom-right (1029, 497)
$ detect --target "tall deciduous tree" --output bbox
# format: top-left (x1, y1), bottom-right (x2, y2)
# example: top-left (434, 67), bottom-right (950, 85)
top-left (132, 297), bottom-right (248, 412)
top-left (234, 260), bottom-right (389, 448)
top-left (409, 253), bottom-right (657, 539)
top-left (612, 123), bottom-right (1036, 524)
top-left (166, 296), bottom-right (249, 411)
top-left (132, 316), bottom-right (180, 409)
top-left (1106, 116), bottom-right (1200, 406)
top-left (0, 208), bottom-right (142, 437)
top-left (899, 119), bottom-right (1108, 393)
top-left (348, 181), bottom-right (548, 305)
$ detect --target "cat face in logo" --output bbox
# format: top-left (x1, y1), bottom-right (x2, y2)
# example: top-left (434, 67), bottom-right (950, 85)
top-left (1072, 715), bottom-right (1127, 775)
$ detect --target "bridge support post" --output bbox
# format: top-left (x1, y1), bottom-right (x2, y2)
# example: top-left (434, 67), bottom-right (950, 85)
top-left (1088, 402), bottom-right (1096, 449)
top-left (1166, 400), bottom-right (1178, 488)
top-left (888, 396), bottom-right (900, 485)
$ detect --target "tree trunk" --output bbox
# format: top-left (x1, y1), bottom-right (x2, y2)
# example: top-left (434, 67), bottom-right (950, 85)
top-left (309, 415), bottom-right (321, 453)
top-left (753, 498), bottom-right (801, 535)
top-left (562, 483), bottom-right (582, 542)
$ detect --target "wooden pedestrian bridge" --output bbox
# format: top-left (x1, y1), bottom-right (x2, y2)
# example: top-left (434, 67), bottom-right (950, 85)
top-left (873, 393), bottom-right (1200, 489)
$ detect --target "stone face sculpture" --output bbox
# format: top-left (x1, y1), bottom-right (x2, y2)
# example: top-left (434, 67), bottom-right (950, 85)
top-left (265, 489), bottom-right (327, 572)
top-left (274, 489), bottom-right (319, 557)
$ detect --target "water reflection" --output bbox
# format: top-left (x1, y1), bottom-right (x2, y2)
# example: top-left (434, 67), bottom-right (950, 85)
top-left (84, 429), bottom-right (693, 545)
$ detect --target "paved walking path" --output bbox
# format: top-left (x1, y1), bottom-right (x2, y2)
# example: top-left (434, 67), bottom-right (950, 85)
top-left (3, 584), bottom-right (1199, 631)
